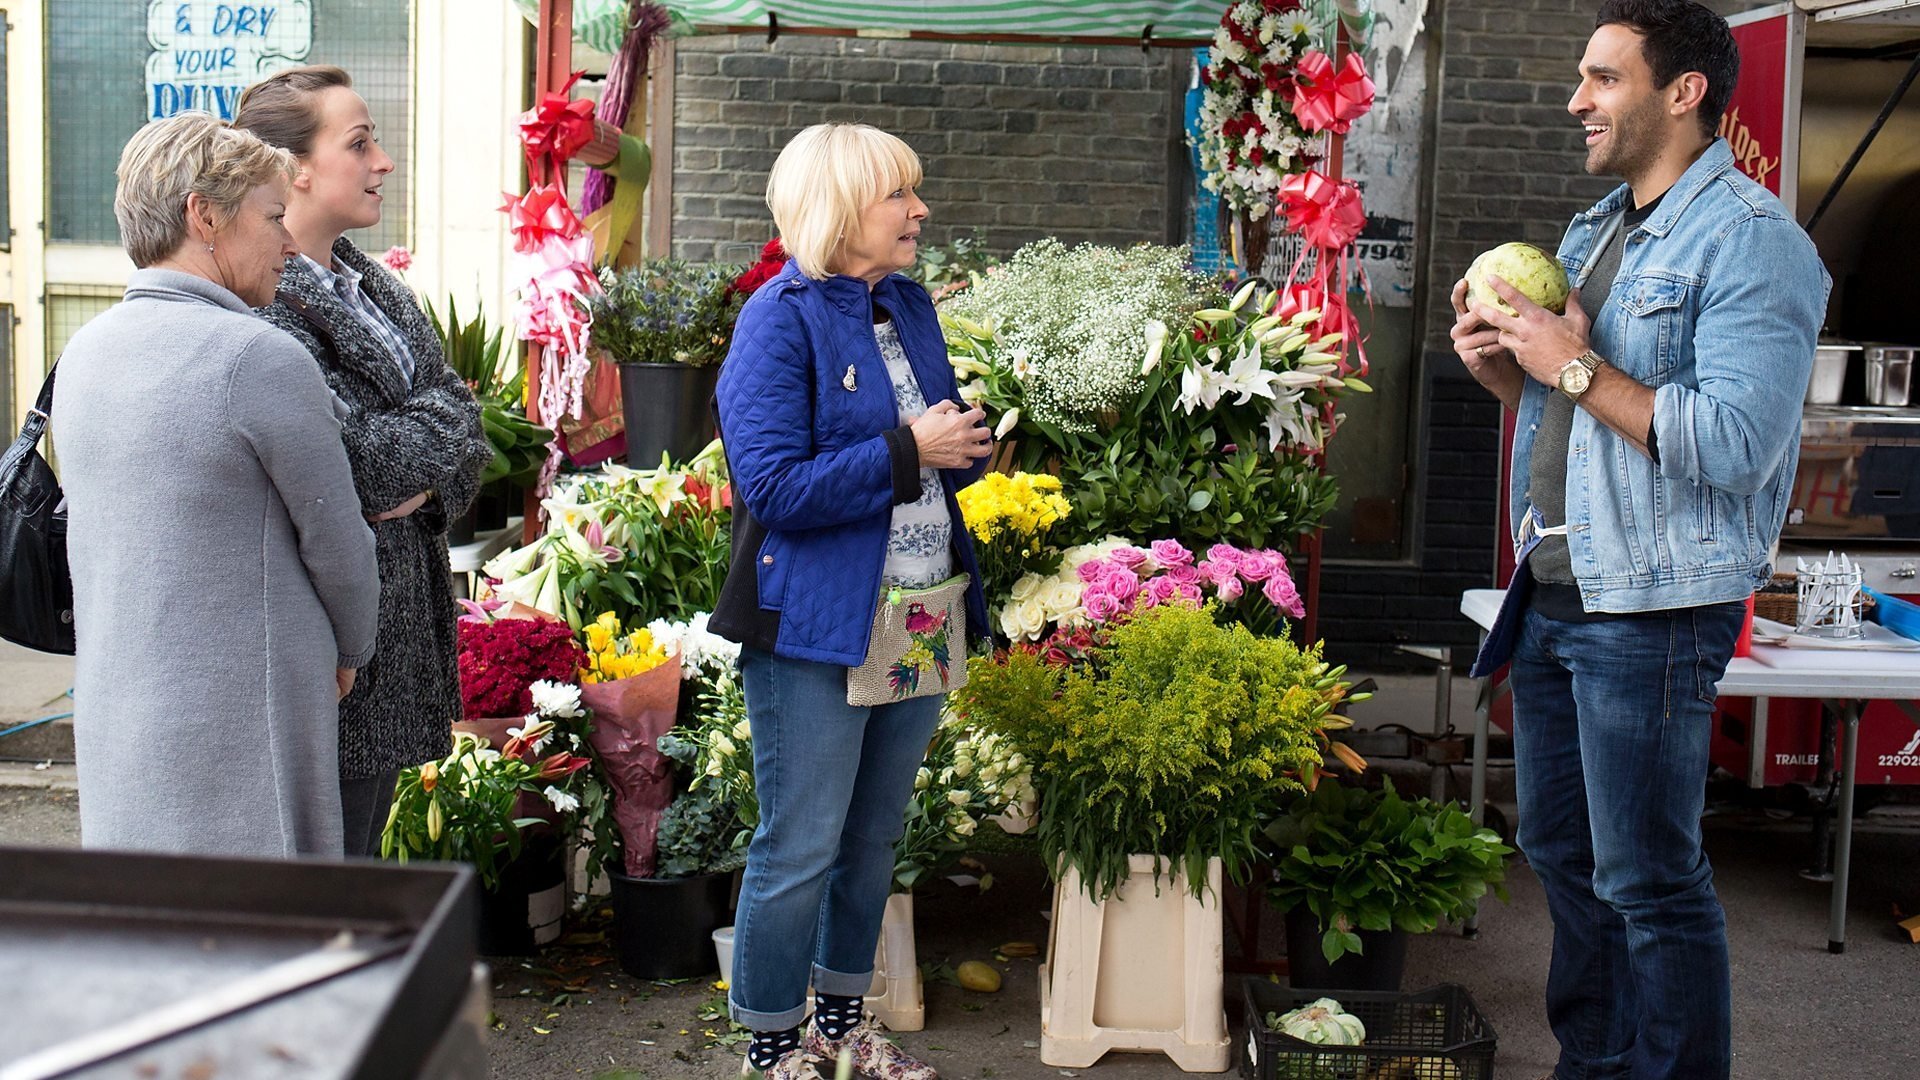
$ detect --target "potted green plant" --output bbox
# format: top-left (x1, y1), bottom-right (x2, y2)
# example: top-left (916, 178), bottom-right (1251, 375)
top-left (584, 259), bottom-right (744, 467)
top-left (428, 296), bottom-right (553, 539)
top-left (958, 600), bottom-right (1360, 1068)
top-left (382, 719), bottom-right (594, 956)
top-left (1264, 778), bottom-right (1514, 992)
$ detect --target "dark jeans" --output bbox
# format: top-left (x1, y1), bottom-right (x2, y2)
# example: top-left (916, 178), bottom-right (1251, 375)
top-left (1509, 601), bottom-right (1744, 1080)
top-left (340, 769), bottom-right (400, 858)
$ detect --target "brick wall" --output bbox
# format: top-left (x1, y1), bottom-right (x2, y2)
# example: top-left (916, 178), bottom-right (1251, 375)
top-left (668, 36), bottom-right (1182, 264)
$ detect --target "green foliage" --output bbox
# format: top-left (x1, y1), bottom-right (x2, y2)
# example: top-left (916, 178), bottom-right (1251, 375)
top-left (427, 296), bottom-right (553, 489)
top-left (382, 732), bottom-right (545, 891)
top-left (585, 260), bottom-right (745, 367)
top-left (905, 228), bottom-right (999, 293)
top-left (652, 670), bottom-right (754, 879)
top-left (959, 603), bottom-right (1354, 900)
top-left (1265, 779), bottom-right (1514, 965)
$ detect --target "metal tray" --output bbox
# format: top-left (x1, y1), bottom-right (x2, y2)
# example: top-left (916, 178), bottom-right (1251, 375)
top-left (0, 846), bottom-right (476, 1080)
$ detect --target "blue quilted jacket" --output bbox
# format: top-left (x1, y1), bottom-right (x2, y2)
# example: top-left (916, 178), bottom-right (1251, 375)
top-left (712, 261), bottom-right (989, 666)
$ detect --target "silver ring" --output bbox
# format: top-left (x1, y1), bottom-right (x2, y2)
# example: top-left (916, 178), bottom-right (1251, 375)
top-left (1477, 346), bottom-right (1489, 359)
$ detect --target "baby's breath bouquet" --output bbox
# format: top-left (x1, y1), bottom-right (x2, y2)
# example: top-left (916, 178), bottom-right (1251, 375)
top-left (894, 713), bottom-right (1035, 892)
top-left (958, 601), bottom-right (1361, 900)
top-left (955, 471), bottom-right (1073, 608)
top-left (940, 239), bottom-right (1204, 448)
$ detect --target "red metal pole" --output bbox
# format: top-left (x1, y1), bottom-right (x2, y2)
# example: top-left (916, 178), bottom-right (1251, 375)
top-left (524, 0), bottom-right (576, 542)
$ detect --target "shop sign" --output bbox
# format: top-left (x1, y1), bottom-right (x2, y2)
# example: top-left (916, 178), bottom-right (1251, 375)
top-left (1723, 10), bottom-right (1793, 195)
top-left (145, 2), bottom-right (314, 121)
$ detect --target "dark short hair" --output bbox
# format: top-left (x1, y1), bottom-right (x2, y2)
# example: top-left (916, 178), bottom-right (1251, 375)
top-left (1595, 0), bottom-right (1740, 138)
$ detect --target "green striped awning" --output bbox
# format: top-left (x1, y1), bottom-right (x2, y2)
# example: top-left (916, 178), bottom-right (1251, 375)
top-left (664, 1), bottom-right (1224, 45)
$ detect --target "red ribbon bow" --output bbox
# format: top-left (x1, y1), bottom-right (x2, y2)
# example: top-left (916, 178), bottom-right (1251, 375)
top-left (518, 71), bottom-right (597, 181)
top-left (501, 184), bottom-right (584, 254)
top-left (1278, 169), bottom-right (1366, 251)
top-left (1289, 51), bottom-right (1376, 136)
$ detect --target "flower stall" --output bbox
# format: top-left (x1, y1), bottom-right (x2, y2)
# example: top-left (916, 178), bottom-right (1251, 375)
top-left (399, 2), bottom-right (1491, 1076)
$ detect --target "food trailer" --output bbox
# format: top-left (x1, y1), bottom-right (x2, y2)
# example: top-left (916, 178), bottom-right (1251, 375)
top-left (1702, 1), bottom-right (1920, 808)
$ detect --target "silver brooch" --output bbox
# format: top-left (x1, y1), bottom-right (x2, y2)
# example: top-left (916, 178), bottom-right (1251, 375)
top-left (843, 364), bottom-right (858, 392)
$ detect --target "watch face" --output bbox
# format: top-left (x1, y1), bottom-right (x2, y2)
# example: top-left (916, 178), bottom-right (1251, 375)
top-left (1560, 362), bottom-right (1592, 396)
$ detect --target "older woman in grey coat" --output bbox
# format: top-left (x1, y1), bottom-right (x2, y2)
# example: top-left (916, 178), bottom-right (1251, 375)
top-left (54, 112), bottom-right (380, 857)
top-left (237, 67), bottom-right (493, 855)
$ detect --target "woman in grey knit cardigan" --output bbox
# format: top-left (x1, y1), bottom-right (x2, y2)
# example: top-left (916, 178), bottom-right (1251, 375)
top-left (57, 113), bottom-right (379, 857)
top-left (236, 67), bottom-right (493, 856)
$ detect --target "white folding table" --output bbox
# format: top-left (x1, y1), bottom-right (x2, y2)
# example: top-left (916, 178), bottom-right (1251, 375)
top-left (1460, 588), bottom-right (1920, 952)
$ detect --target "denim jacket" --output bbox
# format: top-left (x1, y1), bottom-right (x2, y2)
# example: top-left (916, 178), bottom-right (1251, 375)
top-left (1510, 139), bottom-right (1830, 612)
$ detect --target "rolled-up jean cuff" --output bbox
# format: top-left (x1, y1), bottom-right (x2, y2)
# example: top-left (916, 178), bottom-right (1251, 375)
top-left (812, 962), bottom-right (874, 997)
top-left (728, 995), bottom-right (809, 1032)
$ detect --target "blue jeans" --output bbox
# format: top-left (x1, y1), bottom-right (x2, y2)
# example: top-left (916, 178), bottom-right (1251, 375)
top-left (1509, 601), bottom-right (1744, 1080)
top-left (727, 646), bottom-right (945, 1030)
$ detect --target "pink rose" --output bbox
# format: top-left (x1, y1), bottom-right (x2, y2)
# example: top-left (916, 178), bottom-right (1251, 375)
top-left (1078, 560), bottom-right (1111, 584)
top-left (1109, 546), bottom-right (1149, 570)
top-left (1166, 564), bottom-right (1202, 587)
top-left (1207, 544), bottom-right (1243, 571)
top-left (1149, 539), bottom-right (1194, 568)
top-left (1175, 582), bottom-right (1205, 606)
top-left (1263, 574), bottom-right (1306, 619)
top-left (1105, 570), bottom-right (1142, 606)
top-left (1145, 576), bottom-right (1180, 607)
top-left (1216, 574), bottom-right (1245, 603)
top-left (1084, 591), bottom-right (1122, 623)
top-left (1237, 550), bottom-right (1278, 582)
top-left (381, 245), bottom-right (413, 272)
top-left (1198, 559), bottom-right (1239, 589)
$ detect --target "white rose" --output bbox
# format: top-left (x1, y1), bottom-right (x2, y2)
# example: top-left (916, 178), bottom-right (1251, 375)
top-left (915, 767), bottom-right (932, 791)
top-left (952, 758), bottom-right (974, 780)
top-left (952, 816), bottom-right (978, 837)
top-left (1014, 598), bottom-right (1048, 640)
top-left (1010, 574), bottom-right (1044, 603)
top-left (733, 720), bottom-right (752, 742)
top-left (1044, 581), bottom-right (1085, 616)
top-left (947, 789), bottom-right (972, 806)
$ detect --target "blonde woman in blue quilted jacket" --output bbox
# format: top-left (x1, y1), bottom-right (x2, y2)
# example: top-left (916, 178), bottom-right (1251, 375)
top-left (711, 123), bottom-right (993, 1080)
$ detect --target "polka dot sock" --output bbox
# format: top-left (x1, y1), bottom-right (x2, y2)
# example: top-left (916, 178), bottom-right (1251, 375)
top-left (746, 1026), bottom-right (801, 1070)
top-left (814, 993), bottom-right (863, 1041)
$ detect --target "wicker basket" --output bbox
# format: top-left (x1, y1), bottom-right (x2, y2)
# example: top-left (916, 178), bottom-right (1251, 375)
top-left (1753, 573), bottom-right (1798, 626)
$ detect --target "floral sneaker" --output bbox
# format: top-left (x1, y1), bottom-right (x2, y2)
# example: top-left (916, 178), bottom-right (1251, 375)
top-left (802, 1019), bottom-right (938, 1080)
top-left (740, 1047), bottom-right (824, 1080)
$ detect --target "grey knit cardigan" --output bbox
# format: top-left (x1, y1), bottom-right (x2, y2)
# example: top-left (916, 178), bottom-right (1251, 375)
top-left (257, 238), bottom-right (493, 779)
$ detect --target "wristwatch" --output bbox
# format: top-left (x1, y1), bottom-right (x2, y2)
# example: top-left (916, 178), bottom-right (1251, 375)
top-left (1558, 350), bottom-right (1603, 401)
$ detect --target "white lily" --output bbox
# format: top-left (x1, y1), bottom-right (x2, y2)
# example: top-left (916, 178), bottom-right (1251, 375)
top-left (483, 539), bottom-right (545, 581)
top-left (957, 380), bottom-right (987, 406)
top-left (994, 408), bottom-right (1021, 439)
top-left (1277, 369), bottom-right (1331, 388)
top-left (1222, 342), bottom-right (1284, 404)
top-left (1140, 319), bottom-right (1169, 375)
top-left (949, 353), bottom-right (991, 377)
top-left (1227, 279), bottom-right (1259, 313)
top-left (1300, 350), bottom-right (1342, 367)
top-left (490, 559), bottom-right (553, 609)
top-left (1288, 308), bottom-right (1322, 327)
top-left (543, 785), bottom-right (580, 814)
top-left (1179, 359), bottom-right (1232, 414)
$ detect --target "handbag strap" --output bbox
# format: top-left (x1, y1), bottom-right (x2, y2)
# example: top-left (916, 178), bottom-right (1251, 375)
top-left (4, 366), bottom-right (57, 472)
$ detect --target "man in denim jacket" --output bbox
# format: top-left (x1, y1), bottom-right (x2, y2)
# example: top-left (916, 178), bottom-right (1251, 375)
top-left (1449, 2), bottom-right (1827, 1077)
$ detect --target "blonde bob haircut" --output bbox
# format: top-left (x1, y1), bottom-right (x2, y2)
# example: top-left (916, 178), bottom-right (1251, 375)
top-left (766, 123), bottom-right (923, 280)
top-left (114, 111), bottom-right (296, 268)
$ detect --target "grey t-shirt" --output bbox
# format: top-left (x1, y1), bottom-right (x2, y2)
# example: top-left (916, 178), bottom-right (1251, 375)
top-left (1528, 192), bottom-right (1662, 587)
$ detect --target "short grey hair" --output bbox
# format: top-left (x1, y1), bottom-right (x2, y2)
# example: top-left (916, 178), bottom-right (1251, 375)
top-left (113, 112), bottom-right (296, 267)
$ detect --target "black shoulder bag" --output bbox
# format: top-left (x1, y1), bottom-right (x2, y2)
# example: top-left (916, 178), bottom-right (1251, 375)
top-left (0, 367), bottom-right (76, 653)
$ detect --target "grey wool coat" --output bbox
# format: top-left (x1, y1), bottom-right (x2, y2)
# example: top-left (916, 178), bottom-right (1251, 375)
top-left (257, 238), bottom-right (492, 779)
top-left (55, 270), bottom-right (380, 857)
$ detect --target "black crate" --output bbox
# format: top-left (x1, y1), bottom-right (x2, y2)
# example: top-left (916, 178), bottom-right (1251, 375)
top-left (1241, 978), bottom-right (1497, 1080)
